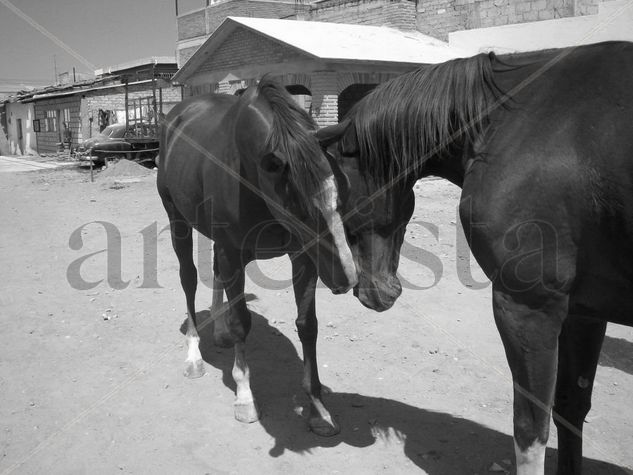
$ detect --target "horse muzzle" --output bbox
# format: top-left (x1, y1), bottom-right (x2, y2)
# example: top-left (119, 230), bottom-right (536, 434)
top-left (353, 274), bottom-right (402, 312)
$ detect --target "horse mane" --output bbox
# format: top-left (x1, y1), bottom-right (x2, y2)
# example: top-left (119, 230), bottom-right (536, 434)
top-left (256, 75), bottom-right (330, 217)
top-left (348, 52), bottom-right (506, 182)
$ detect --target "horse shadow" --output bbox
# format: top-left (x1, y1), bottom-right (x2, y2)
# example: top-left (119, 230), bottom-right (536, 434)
top-left (181, 302), bottom-right (631, 474)
top-left (600, 335), bottom-right (633, 376)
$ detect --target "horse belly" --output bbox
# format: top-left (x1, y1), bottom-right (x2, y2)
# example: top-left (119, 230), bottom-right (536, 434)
top-left (569, 274), bottom-right (633, 326)
top-left (570, 234), bottom-right (633, 325)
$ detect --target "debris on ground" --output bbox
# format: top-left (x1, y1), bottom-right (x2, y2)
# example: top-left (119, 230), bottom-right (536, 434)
top-left (97, 159), bottom-right (154, 180)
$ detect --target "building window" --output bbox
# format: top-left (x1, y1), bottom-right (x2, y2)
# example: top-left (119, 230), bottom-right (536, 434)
top-left (45, 110), bottom-right (57, 132)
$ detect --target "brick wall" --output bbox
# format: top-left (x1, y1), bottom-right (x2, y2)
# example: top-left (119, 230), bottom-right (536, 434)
top-left (310, 0), bottom-right (417, 30)
top-left (417, 0), bottom-right (603, 40)
top-left (206, 0), bottom-right (297, 33)
top-left (178, 45), bottom-right (202, 66)
top-left (311, 72), bottom-right (339, 127)
top-left (198, 29), bottom-right (306, 73)
top-left (178, 9), bottom-right (207, 40)
top-left (34, 96), bottom-right (81, 154)
top-left (177, 0), bottom-right (297, 42)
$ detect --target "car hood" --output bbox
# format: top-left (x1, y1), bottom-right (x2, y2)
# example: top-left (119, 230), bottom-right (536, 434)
top-left (79, 135), bottom-right (126, 149)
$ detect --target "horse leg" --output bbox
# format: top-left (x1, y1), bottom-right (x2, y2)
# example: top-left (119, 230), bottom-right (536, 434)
top-left (166, 204), bottom-right (205, 379)
top-left (291, 253), bottom-right (339, 436)
top-left (214, 245), bottom-right (258, 423)
top-left (553, 315), bottom-right (606, 475)
top-left (209, 242), bottom-right (233, 348)
top-left (492, 287), bottom-right (568, 475)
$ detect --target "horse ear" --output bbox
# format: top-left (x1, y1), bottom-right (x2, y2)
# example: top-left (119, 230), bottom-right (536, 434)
top-left (315, 119), bottom-right (350, 148)
top-left (260, 151), bottom-right (287, 174)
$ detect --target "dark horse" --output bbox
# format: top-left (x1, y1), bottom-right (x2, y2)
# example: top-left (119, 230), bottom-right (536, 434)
top-left (157, 77), bottom-right (357, 435)
top-left (318, 41), bottom-right (633, 474)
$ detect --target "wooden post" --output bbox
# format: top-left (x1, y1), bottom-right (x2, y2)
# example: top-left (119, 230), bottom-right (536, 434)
top-left (151, 62), bottom-right (157, 131)
top-left (89, 147), bottom-right (94, 182)
top-left (124, 77), bottom-right (129, 134)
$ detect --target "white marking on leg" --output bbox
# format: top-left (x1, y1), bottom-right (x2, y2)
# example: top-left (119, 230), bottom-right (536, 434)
top-left (185, 313), bottom-right (202, 364)
top-left (514, 439), bottom-right (546, 475)
top-left (232, 342), bottom-right (253, 403)
top-left (186, 335), bottom-right (201, 363)
top-left (316, 175), bottom-right (358, 289)
top-left (232, 342), bottom-right (258, 422)
top-left (183, 312), bottom-right (205, 378)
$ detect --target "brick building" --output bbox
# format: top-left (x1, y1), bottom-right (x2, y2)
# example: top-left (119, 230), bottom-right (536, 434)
top-left (10, 58), bottom-right (182, 155)
top-left (173, 0), bottom-right (632, 127)
top-left (174, 16), bottom-right (464, 126)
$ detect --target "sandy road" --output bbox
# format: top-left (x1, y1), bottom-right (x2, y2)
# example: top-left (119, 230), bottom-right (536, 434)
top-left (1, 164), bottom-right (632, 474)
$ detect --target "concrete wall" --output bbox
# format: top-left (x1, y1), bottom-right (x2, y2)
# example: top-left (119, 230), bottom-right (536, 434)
top-left (449, 0), bottom-right (633, 53)
top-left (5, 102), bottom-right (37, 155)
top-left (416, 0), bottom-right (608, 40)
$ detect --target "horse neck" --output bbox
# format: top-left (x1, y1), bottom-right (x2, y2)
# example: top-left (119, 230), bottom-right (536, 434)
top-left (416, 141), bottom-right (470, 188)
top-left (234, 95), bottom-right (273, 176)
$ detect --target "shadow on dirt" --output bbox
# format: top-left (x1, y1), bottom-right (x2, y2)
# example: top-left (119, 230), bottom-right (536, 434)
top-left (600, 335), bottom-right (633, 376)
top-left (180, 304), bottom-right (630, 474)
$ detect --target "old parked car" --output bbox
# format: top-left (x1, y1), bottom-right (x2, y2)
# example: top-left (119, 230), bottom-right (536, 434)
top-left (75, 124), bottom-right (129, 165)
top-left (75, 122), bottom-right (159, 167)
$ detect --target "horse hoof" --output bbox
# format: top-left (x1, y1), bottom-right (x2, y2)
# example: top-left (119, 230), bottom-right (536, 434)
top-left (234, 402), bottom-right (259, 423)
top-left (309, 417), bottom-right (340, 437)
top-left (183, 360), bottom-right (205, 379)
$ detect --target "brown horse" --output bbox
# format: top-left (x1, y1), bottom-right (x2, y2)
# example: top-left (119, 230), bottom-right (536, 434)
top-left (318, 41), bottom-right (633, 474)
top-left (157, 77), bottom-right (356, 435)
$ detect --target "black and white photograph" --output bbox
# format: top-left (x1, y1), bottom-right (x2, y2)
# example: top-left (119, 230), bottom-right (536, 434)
top-left (1, 0), bottom-right (632, 473)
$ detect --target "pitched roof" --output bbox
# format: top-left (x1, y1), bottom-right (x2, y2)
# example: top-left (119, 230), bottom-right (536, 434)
top-left (174, 17), bottom-right (469, 83)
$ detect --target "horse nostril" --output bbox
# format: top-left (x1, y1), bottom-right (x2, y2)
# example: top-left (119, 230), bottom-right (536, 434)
top-left (332, 283), bottom-right (353, 295)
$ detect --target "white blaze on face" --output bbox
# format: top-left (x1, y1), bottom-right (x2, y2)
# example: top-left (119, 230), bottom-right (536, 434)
top-left (514, 439), bottom-right (546, 475)
top-left (315, 175), bottom-right (358, 290)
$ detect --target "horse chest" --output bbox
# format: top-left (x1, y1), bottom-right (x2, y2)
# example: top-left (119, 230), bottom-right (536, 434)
top-left (224, 220), bottom-right (296, 259)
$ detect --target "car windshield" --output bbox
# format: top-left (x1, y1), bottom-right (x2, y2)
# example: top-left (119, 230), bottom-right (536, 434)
top-left (101, 125), bottom-right (125, 138)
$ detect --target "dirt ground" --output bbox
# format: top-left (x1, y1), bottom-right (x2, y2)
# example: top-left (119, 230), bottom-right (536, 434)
top-left (1, 161), bottom-right (632, 475)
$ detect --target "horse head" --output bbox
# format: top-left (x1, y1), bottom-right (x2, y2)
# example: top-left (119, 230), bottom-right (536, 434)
top-left (317, 120), bottom-right (414, 312)
top-left (236, 80), bottom-right (358, 294)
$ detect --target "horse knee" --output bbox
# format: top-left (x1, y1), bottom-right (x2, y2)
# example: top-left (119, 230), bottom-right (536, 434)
top-left (230, 308), bottom-right (252, 341)
top-left (295, 317), bottom-right (317, 342)
top-left (554, 384), bottom-right (592, 425)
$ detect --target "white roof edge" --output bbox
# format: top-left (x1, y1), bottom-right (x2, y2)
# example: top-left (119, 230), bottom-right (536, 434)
top-left (95, 56), bottom-right (177, 76)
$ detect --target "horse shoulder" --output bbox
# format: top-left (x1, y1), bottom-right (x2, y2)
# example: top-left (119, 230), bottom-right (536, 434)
top-left (460, 157), bottom-right (580, 298)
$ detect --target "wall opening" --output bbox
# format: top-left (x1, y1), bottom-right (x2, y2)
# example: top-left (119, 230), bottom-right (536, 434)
top-left (285, 84), bottom-right (312, 113)
top-left (338, 83), bottom-right (377, 122)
